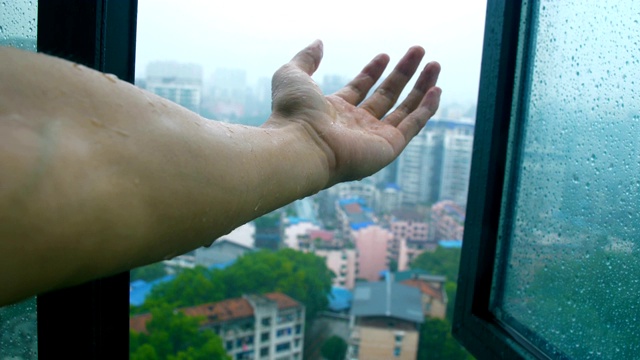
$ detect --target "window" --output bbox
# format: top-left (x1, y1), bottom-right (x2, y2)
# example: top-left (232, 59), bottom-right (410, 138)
top-left (394, 345), bottom-right (401, 357)
top-left (261, 317), bottom-right (271, 327)
top-left (260, 346), bottom-right (269, 357)
top-left (454, 0), bottom-right (640, 359)
top-left (275, 342), bottom-right (291, 353)
top-left (261, 331), bottom-right (269, 341)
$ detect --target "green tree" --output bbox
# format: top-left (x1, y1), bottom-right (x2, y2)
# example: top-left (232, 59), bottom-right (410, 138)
top-left (410, 247), bottom-right (462, 281)
top-left (418, 318), bottom-right (473, 360)
top-left (222, 249), bottom-right (333, 321)
top-left (321, 335), bottom-right (348, 360)
top-left (130, 304), bottom-right (230, 360)
top-left (136, 266), bottom-right (227, 314)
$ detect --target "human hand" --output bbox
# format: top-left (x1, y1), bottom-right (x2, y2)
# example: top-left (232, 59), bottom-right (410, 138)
top-left (264, 40), bottom-right (441, 188)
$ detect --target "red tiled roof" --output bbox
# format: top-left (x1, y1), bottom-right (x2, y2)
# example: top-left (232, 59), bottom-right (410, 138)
top-left (181, 297), bottom-right (254, 323)
top-left (129, 293), bottom-right (301, 332)
top-left (264, 292), bottom-right (301, 310)
top-left (402, 279), bottom-right (444, 302)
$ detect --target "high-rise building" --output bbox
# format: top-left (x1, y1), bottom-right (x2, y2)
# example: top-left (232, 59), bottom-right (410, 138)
top-left (438, 118), bottom-right (474, 207)
top-left (144, 61), bottom-right (203, 114)
top-left (393, 118), bottom-right (474, 207)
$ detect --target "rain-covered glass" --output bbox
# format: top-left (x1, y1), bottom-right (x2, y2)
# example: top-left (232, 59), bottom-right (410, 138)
top-left (492, 1), bottom-right (640, 358)
top-left (0, 1), bottom-right (38, 359)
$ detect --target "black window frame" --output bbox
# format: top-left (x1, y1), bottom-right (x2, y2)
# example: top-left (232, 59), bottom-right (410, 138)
top-left (453, 0), bottom-right (566, 359)
top-left (36, 1), bottom-right (137, 358)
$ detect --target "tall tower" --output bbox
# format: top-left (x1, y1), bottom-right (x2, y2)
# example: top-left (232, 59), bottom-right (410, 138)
top-left (438, 119), bottom-right (474, 208)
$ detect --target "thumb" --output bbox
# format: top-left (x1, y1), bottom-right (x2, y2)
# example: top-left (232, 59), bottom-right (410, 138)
top-left (290, 39), bottom-right (324, 76)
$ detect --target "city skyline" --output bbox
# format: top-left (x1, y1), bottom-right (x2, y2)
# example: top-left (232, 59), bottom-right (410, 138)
top-left (136, 0), bottom-right (487, 106)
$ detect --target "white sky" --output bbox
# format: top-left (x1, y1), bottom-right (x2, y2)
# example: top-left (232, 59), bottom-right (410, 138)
top-left (136, 0), bottom-right (487, 106)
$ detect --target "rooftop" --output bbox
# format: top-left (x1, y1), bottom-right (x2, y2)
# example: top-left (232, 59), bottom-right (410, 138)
top-left (351, 278), bottom-right (423, 324)
top-left (130, 292), bottom-right (301, 334)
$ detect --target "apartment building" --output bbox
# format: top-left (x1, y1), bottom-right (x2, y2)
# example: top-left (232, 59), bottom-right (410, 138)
top-left (347, 279), bottom-right (423, 360)
top-left (130, 293), bottom-right (305, 360)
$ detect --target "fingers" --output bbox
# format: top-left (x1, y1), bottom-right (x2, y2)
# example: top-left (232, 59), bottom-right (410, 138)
top-left (334, 54), bottom-right (390, 105)
top-left (290, 39), bottom-right (324, 76)
top-left (397, 86), bottom-right (442, 142)
top-left (384, 61), bottom-right (441, 127)
top-left (359, 46), bottom-right (425, 119)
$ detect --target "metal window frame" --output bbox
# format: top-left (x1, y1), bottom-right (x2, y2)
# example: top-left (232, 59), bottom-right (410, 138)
top-left (36, 1), bottom-right (137, 358)
top-left (452, 0), bottom-right (566, 359)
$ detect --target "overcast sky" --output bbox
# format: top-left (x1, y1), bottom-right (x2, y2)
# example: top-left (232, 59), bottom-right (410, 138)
top-left (136, 0), bottom-right (487, 106)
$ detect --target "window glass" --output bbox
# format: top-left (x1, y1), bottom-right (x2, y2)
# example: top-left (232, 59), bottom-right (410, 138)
top-left (0, 1), bottom-right (37, 359)
top-left (492, 1), bottom-right (639, 358)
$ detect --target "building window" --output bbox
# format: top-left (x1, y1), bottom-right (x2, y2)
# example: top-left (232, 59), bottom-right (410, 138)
top-left (295, 324), bottom-right (302, 334)
top-left (260, 346), bottom-right (269, 357)
top-left (394, 346), bottom-right (401, 357)
top-left (226, 340), bottom-right (233, 351)
top-left (275, 342), bottom-right (291, 353)
top-left (261, 331), bottom-right (269, 341)
top-left (454, 0), bottom-right (640, 359)
top-left (261, 317), bottom-right (271, 327)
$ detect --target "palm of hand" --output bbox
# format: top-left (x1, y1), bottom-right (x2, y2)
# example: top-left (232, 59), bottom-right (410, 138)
top-left (266, 40), bottom-right (441, 186)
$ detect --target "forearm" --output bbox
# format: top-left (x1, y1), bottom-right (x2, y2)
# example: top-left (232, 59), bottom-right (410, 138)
top-left (0, 47), bottom-right (329, 305)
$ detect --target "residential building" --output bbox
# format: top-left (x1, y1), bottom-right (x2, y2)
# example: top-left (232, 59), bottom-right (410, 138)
top-left (336, 198), bottom-right (376, 237)
top-left (387, 211), bottom-right (432, 271)
top-left (393, 118), bottom-right (474, 207)
top-left (395, 270), bottom-right (448, 320)
top-left (397, 238), bottom-right (437, 272)
top-left (254, 213), bottom-right (283, 251)
top-left (145, 61), bottom-right (203, 114)
top-left (438, 118), bottom-right (474, 207)
top-left (347, 279), bottom-right (423, 360)
top-left (396, 128), bottom-right (442, 205)
top-left (352, 225), bottom-right (393, 282)
top-left (430, 200), bottom-right (465, 241)
top-left (283, 218), bottom-right (320, 251)
top-left (195, 239), bottom-right (255, 268)
top-left (334, 181), bottom-right (378, 208)
top-left (313, 249), bottom-right (358, 289)
top-left (375, 183), bottom-right (403, 214)
top-left (130, 293), bottom-right (305, 360)
top-left (297, 228), bottom-right (340, 251)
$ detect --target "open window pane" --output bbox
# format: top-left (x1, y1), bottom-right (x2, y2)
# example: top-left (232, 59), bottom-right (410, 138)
top-left (492, 0), bottom-right (640, 358)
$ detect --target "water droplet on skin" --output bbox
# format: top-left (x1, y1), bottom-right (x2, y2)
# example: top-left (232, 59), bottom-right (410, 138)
top-left (114, 129), bottom-right (130, 137)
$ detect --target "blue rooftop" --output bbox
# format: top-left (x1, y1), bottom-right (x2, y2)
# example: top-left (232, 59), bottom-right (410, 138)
top-left (439, 240), bottom-right (463, 248)
top-left (328, 286), bottom-right (353, 312)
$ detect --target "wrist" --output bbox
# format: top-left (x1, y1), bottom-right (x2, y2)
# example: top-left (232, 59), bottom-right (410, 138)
top-left (262, 116), bottom-right (336, 192)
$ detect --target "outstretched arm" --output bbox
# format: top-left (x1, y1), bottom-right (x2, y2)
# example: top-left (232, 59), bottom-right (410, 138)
top-left (0, 40), bottom-right (440, 306)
